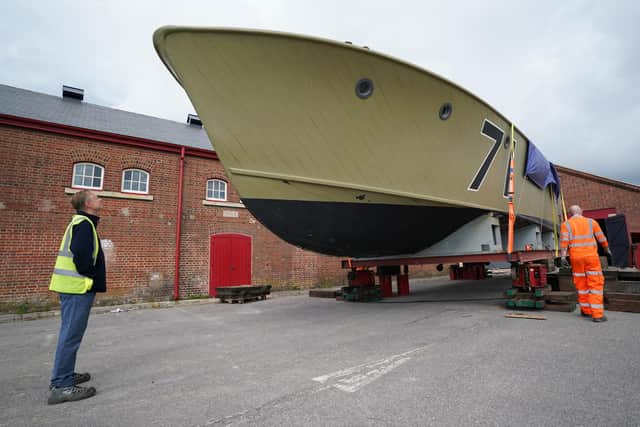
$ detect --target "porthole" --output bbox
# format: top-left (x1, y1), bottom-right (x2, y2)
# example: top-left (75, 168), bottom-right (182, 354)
top-left (355, 78), bottom-right (374, 99)
top-left (439, 103), bottom-right (452, 120)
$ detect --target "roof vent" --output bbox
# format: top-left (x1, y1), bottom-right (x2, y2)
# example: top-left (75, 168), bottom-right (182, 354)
top-left (62, 85), bottom-right (84, 101)
top-left (187, 114), bottom-right (202, 127)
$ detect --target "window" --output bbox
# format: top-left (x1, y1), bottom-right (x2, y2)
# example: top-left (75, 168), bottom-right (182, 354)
top-left (72, 163), bottom-right (104, 190)
top-left (206, 179), bottom-right (227, 201)
top-left (122, 169), bottom-right (149, 194)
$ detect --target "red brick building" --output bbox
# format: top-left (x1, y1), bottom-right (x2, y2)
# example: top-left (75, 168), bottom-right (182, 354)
top-left (556, 165), bottom-right (640, 267)
top-left (0, 84), bottom-right (358, 309)
top-left (556, 166), bottom-right (640, 242)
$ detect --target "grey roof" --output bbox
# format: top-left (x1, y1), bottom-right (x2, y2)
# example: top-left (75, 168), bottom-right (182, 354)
top-left (0, 84), bottom-right (214, 151)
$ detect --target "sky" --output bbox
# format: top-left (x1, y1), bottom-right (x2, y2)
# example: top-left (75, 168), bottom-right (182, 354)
top-left (2, 0), bottom-right (639, 185)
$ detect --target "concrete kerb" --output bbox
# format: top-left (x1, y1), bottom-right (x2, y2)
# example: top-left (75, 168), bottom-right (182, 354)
top-left (0, 298), bottom-right (219, 324)
top-left (0, 289), bottom-right (308, 324)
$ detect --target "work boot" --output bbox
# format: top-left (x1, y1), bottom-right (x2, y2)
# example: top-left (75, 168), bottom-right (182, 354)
top-left (49, 372), bottom-right (91, 390)
top-left (47, 385), bottom-right (96, 405)
top-left (592, 315), bottom-right (608, 323)
top-left (580, 312), bottom-right (590, 317)
top-left (73, 372), bottom-right (91, 385)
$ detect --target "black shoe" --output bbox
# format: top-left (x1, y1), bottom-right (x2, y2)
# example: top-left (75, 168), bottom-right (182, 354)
top-left (49, 372), bottom-right (91, 391)
top-left (73, 372), bottom-right (91, 385)
top-left (47, 385), bottom-right (96, 404)
top-left (592, 315), bottom-right (608, 323)
top-left (580, 312), bottom-right (590, 317)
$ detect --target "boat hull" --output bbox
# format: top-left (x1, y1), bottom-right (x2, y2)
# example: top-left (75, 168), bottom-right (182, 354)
top-left (153, 27), bottom-right (558, 257)
top-left (244, 198), bottom-right (485, 257)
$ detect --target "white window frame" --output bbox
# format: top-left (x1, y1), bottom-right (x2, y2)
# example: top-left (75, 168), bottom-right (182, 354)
top-left (206, 179), bottom-right (228, 201)
top-left (121, 169), bottom-right (150, 194)
top-left (72, 162), bottom-right (104, 190)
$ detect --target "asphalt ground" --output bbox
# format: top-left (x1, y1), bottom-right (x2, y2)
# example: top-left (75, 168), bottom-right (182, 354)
top-left (1, 276), bottom-right (639, 427)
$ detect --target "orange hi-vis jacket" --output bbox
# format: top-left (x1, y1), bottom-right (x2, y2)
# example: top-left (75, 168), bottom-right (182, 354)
top-left (560, 215), bottom-right (609, 258)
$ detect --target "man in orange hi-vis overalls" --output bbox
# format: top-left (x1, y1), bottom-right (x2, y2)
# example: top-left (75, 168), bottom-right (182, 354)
top-left (560, 205), bottom-right (612, 322)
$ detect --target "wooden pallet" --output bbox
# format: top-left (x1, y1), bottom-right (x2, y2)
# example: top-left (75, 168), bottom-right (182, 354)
top-left (219, 294), bottom-right (269, 304)
top-left (215, 285), bottom-right (271, 304)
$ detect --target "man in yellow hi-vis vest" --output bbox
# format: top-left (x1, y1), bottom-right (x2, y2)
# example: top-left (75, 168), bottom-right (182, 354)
top-left (48, 190), bottom-right (106, 404)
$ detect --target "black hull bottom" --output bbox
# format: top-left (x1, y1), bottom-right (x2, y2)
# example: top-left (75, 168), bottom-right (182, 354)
top-left (243, 199), bottom-right (486, 257)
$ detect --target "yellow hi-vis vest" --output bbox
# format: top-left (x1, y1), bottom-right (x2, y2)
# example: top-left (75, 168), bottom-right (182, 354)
top-left (49, 215), bottom-right (99, 294)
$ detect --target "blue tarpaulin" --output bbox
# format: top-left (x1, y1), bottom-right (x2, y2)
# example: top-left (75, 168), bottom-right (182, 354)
top-left (525, 142), bottom-right (560, 198)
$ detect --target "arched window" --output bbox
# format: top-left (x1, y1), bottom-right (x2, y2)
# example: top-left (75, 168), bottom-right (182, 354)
top-left (122, 169), bottom-right (149, 194)
top-left (72, 162), bottom-right (104, 190)
top-left (206, 179), bottom-right (227, 201)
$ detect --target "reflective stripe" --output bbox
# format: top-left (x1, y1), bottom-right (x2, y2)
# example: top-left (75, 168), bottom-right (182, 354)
top-left (577, 290), bottom-right (589, 295)
top-left (58, 251), bottom-right (73, 257)
top-left (590, 290), bottom-right (604, 295)
top-left (595, 231), bottom-right (604, 237)
top-left (573, 273), bottom-right (586, 277)
top-left (590, 304), bottom-right (604, 309)
top-left (565, 222), bottom-right (573, 240)
top-left (52, 268), bottom-right (86, 278)
top-left (588, 219), bottom-right (593, 236)
top-left (61, 232), bottom-right (72, 255)
top-left (560, 232), bottom-right (569, 236)
top-left (586, 271), bottom-right (603, 276)
top-left (570, 242), bottom-right (597, 248)
top-left (560, 238), bottom-right (569, 242)
top-left (572, 234), bottom-right (594, 239)
top-left (580, 302), bottom-right (590, 307)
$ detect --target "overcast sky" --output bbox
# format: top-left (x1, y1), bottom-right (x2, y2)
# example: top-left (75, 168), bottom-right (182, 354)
top-left (2, 0), bottom-right (639, 185)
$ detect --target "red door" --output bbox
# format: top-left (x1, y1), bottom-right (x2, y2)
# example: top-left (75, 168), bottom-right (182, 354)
top-left (210, 234), bottom-right (252, 296)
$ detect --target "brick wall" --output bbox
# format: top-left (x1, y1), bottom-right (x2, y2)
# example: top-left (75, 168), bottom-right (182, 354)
top-left (0, 124), bottom-right (349, 309)
top-left (556, 166), bottom-right (640, 234)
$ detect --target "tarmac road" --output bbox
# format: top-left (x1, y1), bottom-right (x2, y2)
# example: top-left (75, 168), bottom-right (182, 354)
top-left (1, 276), bottom-right (639, 427)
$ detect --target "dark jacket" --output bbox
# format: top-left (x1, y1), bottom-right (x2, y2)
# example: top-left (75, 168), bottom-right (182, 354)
top-left (70, 211), bottom-right (106, 293)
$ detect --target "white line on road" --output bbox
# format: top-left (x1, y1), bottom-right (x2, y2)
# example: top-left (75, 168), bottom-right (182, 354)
top-left (312, 345), bottom-right (427, 393)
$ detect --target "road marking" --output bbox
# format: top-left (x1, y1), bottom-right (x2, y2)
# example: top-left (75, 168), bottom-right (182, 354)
top-left (312, 346), bottom-right (426, 393)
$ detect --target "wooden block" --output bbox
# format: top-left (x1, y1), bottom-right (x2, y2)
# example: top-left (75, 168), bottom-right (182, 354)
top-left (606, 292), bottom-right (640, 302)
top-left (603, 270), bottom-right (618, 281)
top-left (618, 271), bottom-right (640, 281)
top-left (534, 286), bottom-right (553, 298)
top-left (505, 312), bottom-right (546, 320)
top-left (557, 276), bottom-right (576, 292)
top-left (605, 280), bottom-right (627, 292)
top-left (544, 302), bottom-right (577, 312)
top-left (621, 281), bottom-right (640, 294)
top-left (546, 291), bottom-right (577, 303)
top-left (605, 299), bottom-right (640, 313)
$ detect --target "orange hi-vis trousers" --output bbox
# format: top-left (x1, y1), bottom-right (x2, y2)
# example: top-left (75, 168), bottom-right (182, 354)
top-left (570, 255), bottom-right (605, 318)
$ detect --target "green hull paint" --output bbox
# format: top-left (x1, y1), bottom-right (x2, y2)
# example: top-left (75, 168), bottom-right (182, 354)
top-left (154, 27), bottom-right (557, 254)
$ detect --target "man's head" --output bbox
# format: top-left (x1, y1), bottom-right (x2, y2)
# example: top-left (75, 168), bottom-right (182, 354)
top-left (71, 190), bottom-right (102, 215)
top-left (569, 205), bottom-right (583, 217)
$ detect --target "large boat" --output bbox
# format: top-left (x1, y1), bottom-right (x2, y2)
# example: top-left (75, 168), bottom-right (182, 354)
top-left (153, 27), bottom-right (560, 258)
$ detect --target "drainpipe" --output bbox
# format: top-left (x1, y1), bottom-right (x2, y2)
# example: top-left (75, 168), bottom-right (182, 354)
top-left (174, 146), bottom-right (185, 300)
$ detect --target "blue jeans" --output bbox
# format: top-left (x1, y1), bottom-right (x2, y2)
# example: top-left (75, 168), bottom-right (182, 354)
top-left (50, 292), bottom-right (95, 388)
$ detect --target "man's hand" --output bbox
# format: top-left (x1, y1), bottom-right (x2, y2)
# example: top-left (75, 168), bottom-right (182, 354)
top-left (606, 248), bottom-right (613, 257)
top-left (561, 257), bottom-right (570, 268)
